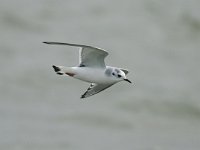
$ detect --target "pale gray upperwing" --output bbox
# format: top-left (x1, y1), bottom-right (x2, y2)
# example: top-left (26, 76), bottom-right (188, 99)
top-left (43, 42), bottom-right (108, 68)
top-left (81, 83), bottom-right (114, 98)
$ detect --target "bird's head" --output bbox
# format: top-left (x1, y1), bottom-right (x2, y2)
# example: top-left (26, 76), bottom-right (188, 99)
top-left (111, 68), bottom-right (132, 83)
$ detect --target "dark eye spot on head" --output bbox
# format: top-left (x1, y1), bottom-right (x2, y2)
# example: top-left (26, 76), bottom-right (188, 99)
top-left (118, 74), bottom-right (122, 78)
top-left (112, 72), bottom-right (115, 76)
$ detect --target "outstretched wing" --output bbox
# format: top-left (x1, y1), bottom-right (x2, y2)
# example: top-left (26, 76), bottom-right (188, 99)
top-left (43, 42), bottom-right (108, 68)
top-left (81, 83), bottom-right (114, 98)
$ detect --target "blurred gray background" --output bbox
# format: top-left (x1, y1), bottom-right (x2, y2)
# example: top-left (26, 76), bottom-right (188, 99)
top-left (0, 0), bottom-right (200, 150)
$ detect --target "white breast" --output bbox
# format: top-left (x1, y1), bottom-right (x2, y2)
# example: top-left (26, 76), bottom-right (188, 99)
top-left (72, 67), bottom-right (114, 84)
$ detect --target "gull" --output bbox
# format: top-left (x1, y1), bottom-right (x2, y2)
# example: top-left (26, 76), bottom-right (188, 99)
top-left (43, 42), bottom-right (131, 98)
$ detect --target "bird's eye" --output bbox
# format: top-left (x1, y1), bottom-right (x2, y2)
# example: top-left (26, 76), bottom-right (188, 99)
top-left (112, 73), bottom-right (115, 76)
top-left (118, 74), bottom-right (122, 78)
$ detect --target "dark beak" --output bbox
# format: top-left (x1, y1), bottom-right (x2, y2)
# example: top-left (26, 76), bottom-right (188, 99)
top-left (124, 79), bottom-right (132, 83)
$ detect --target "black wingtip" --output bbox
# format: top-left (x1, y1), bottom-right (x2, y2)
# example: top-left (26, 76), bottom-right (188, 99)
top-left (80, 95), bottom-right (85, 99)
top-left (52, 65), bottom-right (61, 72)
top-left (81, 93), bottom-right (88, 99)
top-left (43, 42), bottom-right (50, 44)
top-left (57, 72), bottom-right (63, 75)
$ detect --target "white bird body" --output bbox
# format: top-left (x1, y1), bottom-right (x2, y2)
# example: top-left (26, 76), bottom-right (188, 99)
top-left (44, 41), bottom-right (131, 98)
top-left (59, 66), bottom-right (121, 84)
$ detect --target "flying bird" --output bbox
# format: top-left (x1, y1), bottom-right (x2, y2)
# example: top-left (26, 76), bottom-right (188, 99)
top-left (43, 42), bottom-right (131, 98)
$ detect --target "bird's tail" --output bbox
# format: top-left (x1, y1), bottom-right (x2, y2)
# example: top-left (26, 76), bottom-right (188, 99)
top-left (52, 65), bottom-right (65, 75)
top-left (52, 65), bottom-right (76, 77)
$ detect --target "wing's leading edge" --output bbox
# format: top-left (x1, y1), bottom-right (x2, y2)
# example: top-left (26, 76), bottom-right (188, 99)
top-left (81, 83), bottom-right (114, 98)
top-left (43, 41), bottom-right (108, 68)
